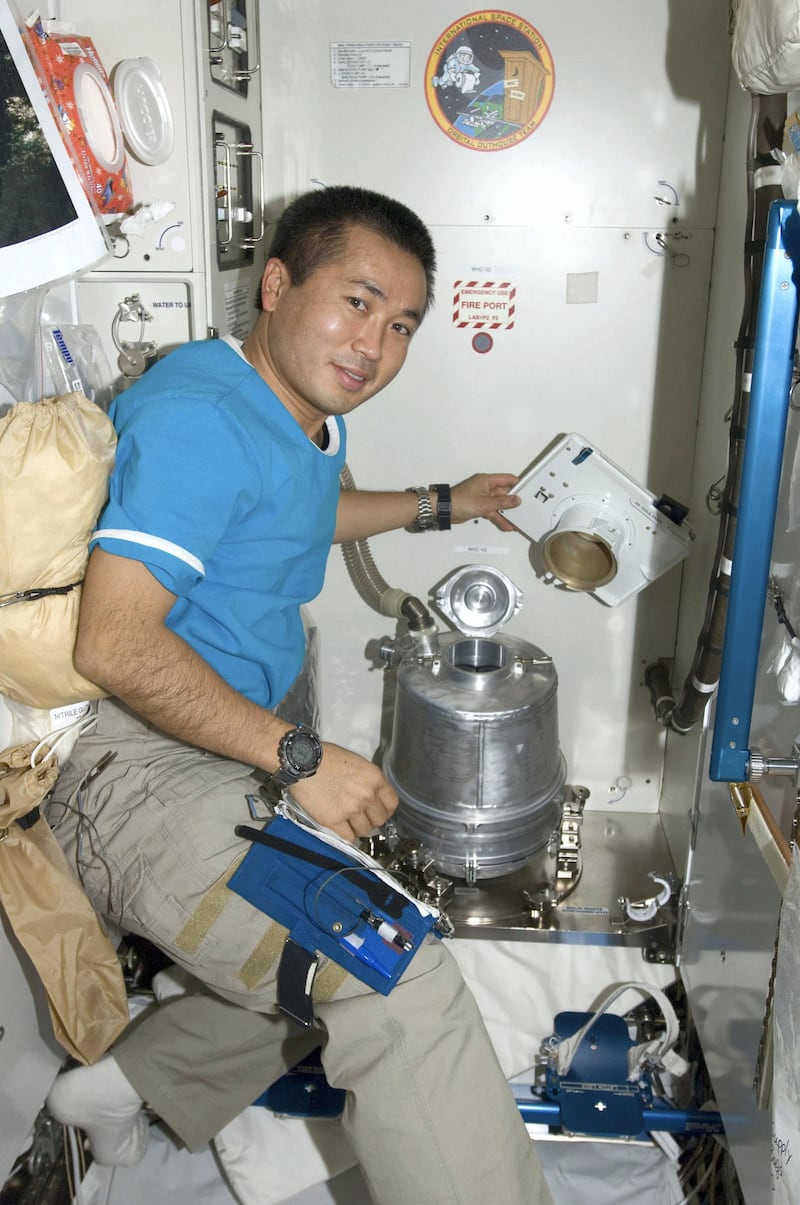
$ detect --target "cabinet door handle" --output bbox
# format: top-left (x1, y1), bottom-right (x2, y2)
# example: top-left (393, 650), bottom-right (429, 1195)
top-left (234, 145), bottom-right (264, 247)
top-left (215, 136), bottom-right (234, 249)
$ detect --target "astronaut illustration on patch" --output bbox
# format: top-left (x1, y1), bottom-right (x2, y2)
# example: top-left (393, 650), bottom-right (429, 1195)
top-left (433, 44), bottom-right (481, 94)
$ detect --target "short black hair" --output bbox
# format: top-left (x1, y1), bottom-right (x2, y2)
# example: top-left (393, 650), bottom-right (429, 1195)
top-left (259, 185), bottom-right (436, 313)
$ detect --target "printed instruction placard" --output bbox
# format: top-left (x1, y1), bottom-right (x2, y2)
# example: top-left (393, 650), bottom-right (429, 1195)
top-left (330, 42), bottom-right (410, 88)
top-left (224, 281), bottom-right (252, 341)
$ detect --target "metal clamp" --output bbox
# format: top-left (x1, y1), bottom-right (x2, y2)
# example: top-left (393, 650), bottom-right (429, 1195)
top-left (555, 795), bottom-right (585, 886)
top-left (111, 295), bottom-right (157, 378)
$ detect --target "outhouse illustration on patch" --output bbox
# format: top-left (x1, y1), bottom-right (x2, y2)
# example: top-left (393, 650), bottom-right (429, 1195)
top-left (425, 11), bottom-right (555, 151)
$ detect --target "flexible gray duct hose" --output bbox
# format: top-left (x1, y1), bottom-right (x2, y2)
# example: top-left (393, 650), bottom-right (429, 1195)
top-left (339, 463), bottom-right (423, 619)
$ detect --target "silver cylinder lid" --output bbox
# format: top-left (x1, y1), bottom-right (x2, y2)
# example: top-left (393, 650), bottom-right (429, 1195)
top-left (434, 563), bottom-right (522, 637)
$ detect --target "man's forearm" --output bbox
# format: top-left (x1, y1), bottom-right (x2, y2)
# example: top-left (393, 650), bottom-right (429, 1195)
top-left (81, 622), bottom-right (289, 773)
top-left (75, 552), bottom-right (290, 773)
top-left (90, 628), bottom-right (289, 771)
top-left (333, 474), bottom-right (522, 543)
top-left (334, 489), bottom-right (422, 542)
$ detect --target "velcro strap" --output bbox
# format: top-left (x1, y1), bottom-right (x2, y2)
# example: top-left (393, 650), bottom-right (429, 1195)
top-left (15, 806), bottom-right (41, 830)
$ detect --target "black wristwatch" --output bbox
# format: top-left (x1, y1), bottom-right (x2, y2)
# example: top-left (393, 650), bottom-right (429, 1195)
top-left (272, 726), bottom-right (323, 788)
top-left (430, 483), bottom-right (452, 531)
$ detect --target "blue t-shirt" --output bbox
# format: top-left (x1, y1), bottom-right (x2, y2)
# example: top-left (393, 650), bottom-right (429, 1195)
top-left (90, 339), bottom-right (346, 708)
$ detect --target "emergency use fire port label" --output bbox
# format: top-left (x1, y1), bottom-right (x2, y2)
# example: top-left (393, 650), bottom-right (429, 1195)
top-left (453, 280), bottom-right (516, 329)
top-left (330, 42), bottom-right (411, 88)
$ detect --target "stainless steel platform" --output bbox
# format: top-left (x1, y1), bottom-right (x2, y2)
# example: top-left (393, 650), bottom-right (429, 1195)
top-left (447, 810), bottom-right (677, 960)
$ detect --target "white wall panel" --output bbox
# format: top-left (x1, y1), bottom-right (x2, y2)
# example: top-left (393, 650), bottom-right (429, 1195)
top-left (259, 2), bottom-right (729, 814)
top-left (54, 0), bottom-right (264, 346)
top-left (309, 220), bottom-right (713, 811)
top-left (263, 0), bottom-right (729, 231)
top-left (51, 0), bottom-right (204, 276)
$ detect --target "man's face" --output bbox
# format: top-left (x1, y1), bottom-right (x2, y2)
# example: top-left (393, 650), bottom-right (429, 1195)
top-left (255, 225), bottom-right (428, 429)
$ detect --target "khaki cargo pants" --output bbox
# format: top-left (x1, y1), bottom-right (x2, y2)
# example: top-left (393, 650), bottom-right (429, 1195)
top-left (49, 698), bottom-right (552, 1205)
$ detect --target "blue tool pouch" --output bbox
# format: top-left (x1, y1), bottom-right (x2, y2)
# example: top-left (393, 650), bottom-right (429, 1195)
top-left (229, 814), bottom-right (446, 1027)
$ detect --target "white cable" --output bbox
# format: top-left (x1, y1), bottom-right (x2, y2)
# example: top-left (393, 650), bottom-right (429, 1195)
top-left (30, 712), bottom-right (98, 768)
top-left (553, 981), bottom-right (688, 1080)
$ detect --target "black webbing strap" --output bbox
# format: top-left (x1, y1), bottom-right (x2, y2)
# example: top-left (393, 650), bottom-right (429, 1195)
top-left (235, 822), bottom-right (404, 919)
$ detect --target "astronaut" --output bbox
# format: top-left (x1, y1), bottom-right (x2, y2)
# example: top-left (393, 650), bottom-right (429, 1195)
top-left (433, 44), bottom-right (481, 94)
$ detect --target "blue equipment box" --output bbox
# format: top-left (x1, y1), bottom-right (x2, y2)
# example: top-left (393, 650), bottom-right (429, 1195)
top-left (229, 816), bottom-right (441, 1022)
top-left (544, 1010), bottom-right (651, 1137)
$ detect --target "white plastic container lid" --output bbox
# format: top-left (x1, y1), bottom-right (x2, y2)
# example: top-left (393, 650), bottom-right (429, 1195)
top-left (73, 61), bottom-right (125, 171)
top-left (113, 57), bottom-right (174, 166)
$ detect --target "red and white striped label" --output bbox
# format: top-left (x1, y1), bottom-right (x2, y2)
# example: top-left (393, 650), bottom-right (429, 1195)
top-left (452, 281), bottom-right (516, 329)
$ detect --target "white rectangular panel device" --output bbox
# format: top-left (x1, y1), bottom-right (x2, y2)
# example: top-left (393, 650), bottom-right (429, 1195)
top-left (510, 433), bottom-right (693, 607)
top-left (0, 0), bottom-right (110, 297)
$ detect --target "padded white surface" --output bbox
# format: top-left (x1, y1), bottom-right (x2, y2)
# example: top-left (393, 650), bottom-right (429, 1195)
top-left (80, 1125), bottom-right (683, 1205)
top-left (80, 941), bottom-right (680, 1204)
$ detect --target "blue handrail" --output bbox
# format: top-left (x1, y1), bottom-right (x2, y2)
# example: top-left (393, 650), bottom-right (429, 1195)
top-left (710, 200), bottom-right (800, 781)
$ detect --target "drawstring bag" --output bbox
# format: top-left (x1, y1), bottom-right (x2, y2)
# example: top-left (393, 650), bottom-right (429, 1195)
top-left (0, 392), bottom-right (116, 709)
top-left (0, 400), bottom-right (127, 1063)
top-left (0, 741), bottom-right (129, 1064)
top-left (731, 0), bottom-right (800, 93)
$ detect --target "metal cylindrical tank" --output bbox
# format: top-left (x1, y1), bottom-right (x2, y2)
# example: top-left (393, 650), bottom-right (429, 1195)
top-left (384, 629), bottom-right (565, 881)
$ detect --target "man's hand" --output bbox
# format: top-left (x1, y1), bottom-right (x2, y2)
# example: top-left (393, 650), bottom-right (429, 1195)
top-left (449, 473), bottom-right (521, 533)
top-left (290, 743), bottom-right (399, 842)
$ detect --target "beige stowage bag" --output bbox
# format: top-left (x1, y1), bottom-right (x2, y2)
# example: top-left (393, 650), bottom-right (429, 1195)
top-left (0, 393), bottom-right (116, 708)
top-left (732, 0), bottom-right (800, 93)
top-left (0, 742), bottom-right (129, 1063)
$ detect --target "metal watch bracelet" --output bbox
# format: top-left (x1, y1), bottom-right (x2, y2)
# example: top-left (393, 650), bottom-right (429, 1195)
top-left (404, 486), bottom-right (437, 532)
